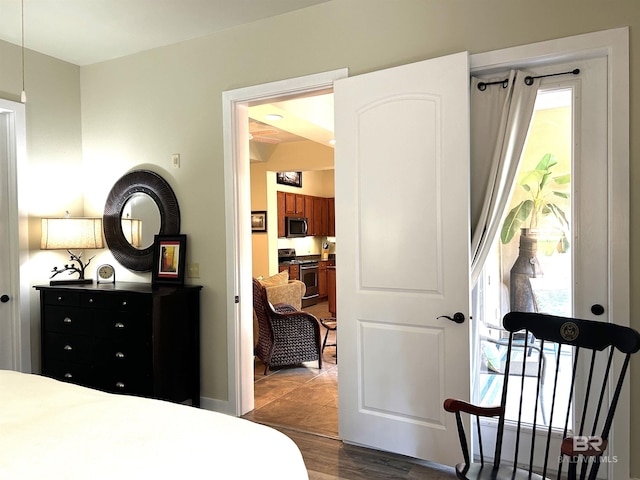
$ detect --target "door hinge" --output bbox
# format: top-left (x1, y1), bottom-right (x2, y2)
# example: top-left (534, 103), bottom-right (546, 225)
top-left (235, 296), bottom-right (239, 304)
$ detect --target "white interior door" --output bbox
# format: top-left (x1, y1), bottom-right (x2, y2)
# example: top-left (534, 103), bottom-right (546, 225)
top-left (0, 102), bottom-right (24, 372)
top-left (334, 52), bottom-right (472, 465)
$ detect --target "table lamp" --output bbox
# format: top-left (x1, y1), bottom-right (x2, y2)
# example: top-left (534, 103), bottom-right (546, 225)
top-left (41, 214), bottom-right (104, 285)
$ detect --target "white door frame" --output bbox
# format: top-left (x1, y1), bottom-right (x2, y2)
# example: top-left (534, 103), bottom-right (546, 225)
top-left (0, 98), bottom-right (30, 372)
top-left (223, 28), bottom-right (628, 473)
top-left (221, 69), bottom-right (348, 415)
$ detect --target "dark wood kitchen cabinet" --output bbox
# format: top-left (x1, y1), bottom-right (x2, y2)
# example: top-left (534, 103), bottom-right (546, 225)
top-left (279, 263), bottom-right (300, 280)
top-left (284, 192), bottom-right (305, 216)
top-left (277, 191), bottom-right (335, 238)
top-left (318, 259), bottom-right (335, 299)
top-left (35, 282), bottom-right (202, 406)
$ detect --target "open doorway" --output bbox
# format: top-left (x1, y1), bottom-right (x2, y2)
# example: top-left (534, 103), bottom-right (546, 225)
top-left (242, 92), bottom-right (339, 437)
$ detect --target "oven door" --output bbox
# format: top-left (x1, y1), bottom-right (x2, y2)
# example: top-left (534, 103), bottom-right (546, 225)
top-left (300, 264), bottom-right (319, 306)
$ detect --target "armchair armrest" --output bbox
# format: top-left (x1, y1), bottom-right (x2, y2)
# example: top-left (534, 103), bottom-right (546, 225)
top-left (273, 303), bottom-right (298, 314)
top-left (444, 398), bottom-right (504, 417)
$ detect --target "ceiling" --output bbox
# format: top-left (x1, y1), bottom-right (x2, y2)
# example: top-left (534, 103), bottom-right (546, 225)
top-left (0, 0), bottom-right (334, 146)
top-left (0, 0), bottom-right (330, 66)
top-left (248, 92), bottom-right (335, 147)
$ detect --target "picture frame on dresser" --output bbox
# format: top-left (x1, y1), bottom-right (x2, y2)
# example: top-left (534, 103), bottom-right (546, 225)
top-left (152, 234), bottom-right (186, 285)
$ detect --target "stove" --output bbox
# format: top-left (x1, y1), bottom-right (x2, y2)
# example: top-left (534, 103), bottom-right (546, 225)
top-left (277, 248), bottom-right (319, 307)
top-left (277, 248), bottom-right (297, 264)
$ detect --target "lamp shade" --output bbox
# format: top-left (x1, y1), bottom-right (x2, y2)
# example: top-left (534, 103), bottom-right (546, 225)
top-left (41, 218), bottom-right (104, 250)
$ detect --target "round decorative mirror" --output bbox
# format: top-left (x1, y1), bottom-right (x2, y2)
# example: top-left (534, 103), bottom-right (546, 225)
top-left (103, 170), bottom-right (180, 272)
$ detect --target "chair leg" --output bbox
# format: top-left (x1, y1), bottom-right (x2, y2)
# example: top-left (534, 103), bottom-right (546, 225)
top-left (322, 329), bottom-right (330, 352)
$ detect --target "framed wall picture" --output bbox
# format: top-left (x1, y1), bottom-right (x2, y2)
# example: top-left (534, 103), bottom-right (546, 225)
top-left (251, 211), bottom-right (267, 233)
top-left (152, 234), bottom-right (186, 285)
top-left (276, 171), bottom-right (302, 188)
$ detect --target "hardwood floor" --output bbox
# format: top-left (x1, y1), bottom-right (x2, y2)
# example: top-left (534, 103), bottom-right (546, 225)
top-left (278, 427), bottom-right (457, 480)
top-left (244, 300), bottom-right (458, 479)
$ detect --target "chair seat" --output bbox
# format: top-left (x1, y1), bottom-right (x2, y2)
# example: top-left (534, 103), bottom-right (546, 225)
top-left (455, 463), bottom-right (547, 480)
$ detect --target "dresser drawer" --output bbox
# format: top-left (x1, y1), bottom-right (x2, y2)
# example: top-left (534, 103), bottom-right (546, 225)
top-left (42, 306), bottom-right (92, 334)
top-left (96, 338), bottom-right (151, 367)
top-left (42, 290), bottom-right (80, 307)
top-left (97, 368), bottom-right (153, 396)
top-left (113, 293), bottom-right (150, 313)
top-left (93, 312), bottom-right (150, 339)
top-left (44, 332), bottom-right (95, 363)
top-left (43, 360), bottom-right (94, 387)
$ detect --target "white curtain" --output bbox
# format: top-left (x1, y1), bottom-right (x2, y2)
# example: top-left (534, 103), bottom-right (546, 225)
top-left (470, 70), bottom-right (541, 286)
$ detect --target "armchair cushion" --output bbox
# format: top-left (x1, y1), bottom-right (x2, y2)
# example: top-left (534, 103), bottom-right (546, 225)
top-left (263, 280), bottom-right (306, 311)
top-left (257, 270), bottom-right (289, 287)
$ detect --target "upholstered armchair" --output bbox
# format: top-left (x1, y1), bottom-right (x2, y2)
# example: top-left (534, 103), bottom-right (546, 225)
top-left (252, 278), bottom-right (322, 374)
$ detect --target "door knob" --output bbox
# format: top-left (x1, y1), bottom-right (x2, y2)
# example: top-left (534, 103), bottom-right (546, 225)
top-left (0, 294), bottom-right (9, 303)
top-left (591, 304), bottom-right (605, 316)
top-left (437, 312), bottom-right (465, 324)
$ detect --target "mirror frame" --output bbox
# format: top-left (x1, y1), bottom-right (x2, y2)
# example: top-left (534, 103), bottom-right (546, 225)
top-left (103, 170), bottom-right (180, 272)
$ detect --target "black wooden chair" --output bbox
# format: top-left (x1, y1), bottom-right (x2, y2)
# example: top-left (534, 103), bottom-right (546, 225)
top-left (252, 278), bottom-right (322, 375)
top-left (319, 317), bottom-right (337, 360)
top-left (444, 311), bottom-right (640, 480)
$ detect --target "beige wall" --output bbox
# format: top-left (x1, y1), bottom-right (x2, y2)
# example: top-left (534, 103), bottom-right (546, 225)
top-left (3, 0), bottom-right (640, 473)
top-left (0, 40), bottom-right (84, 369)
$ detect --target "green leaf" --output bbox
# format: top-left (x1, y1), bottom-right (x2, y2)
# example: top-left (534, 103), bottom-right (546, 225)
top-left (546, 203), bottom-right (570, 230)
top-left (535, 153), bottom-right (557, 171)
top-left (553, 173), bottom-right (571, 185)
top-left (500, 200), bottom-right (533, 244)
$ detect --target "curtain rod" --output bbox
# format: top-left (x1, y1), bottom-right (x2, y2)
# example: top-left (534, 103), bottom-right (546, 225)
top-left (476, 68), bottom-right (580, 91)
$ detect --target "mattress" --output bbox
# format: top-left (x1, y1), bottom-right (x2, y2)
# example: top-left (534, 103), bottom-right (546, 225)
top-left (0, 370), bottom-right (308, 479)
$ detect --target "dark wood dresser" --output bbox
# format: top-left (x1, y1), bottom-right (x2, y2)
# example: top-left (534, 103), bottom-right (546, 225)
top-left (35, 282), bottom-right (202, 406)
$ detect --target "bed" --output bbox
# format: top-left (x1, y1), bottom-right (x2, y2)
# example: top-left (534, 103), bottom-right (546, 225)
top-left (0, 370), bottom-right (308, 479)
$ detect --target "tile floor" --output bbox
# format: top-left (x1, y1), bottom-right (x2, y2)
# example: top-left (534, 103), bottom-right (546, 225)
top-left (242, 300), bottom-right (339, 438)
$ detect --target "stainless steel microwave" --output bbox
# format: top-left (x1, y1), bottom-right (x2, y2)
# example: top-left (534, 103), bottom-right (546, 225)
top-left (286, 216), bottom-right (308, 237)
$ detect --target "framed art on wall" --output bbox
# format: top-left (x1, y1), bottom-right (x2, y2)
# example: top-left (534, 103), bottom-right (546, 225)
top-left (276, 171), bottom-right (302, 188)
top-left (152, 234), bottom-right (186, 285)
top-left (251, 211), bottom-right (267, 233)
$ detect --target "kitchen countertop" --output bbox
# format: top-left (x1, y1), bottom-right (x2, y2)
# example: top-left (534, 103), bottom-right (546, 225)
top-left (278, 254), bottom-right (336, 267)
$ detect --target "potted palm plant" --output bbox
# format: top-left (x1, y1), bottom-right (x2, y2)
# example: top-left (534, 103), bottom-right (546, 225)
top-left (501, 153), bottom-right (570, 311)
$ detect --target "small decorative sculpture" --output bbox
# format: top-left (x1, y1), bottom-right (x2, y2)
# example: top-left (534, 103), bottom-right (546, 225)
top-left (50, 250), bottom-right (95, 281)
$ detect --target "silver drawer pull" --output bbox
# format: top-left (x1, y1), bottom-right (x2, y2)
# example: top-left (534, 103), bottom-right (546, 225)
top-left (115, 322), bottom-right (125, 329)
top-left (64, 373), bottom-right (73, 379)
top-left (88, 298), bottom-right (94, 303)
top-left (63, 317), bottom-right (72, 323)
top-left (63, 345), bottom-right (73, 351)
top-left (115, 352), bottom-right (125, 358)
top-left (115, 382), bottom-right (125, 389)
top-left (57, 296), bottom-right (63, 301)
top-left (121, 301), bottom-right (127, 306)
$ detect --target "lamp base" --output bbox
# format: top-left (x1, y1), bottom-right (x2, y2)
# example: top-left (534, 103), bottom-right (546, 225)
top-left (49, 278), bottom-right (93, 286)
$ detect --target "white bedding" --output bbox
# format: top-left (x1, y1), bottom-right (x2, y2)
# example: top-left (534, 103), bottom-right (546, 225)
top-left (0, 370), bottom-right (308, 479)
